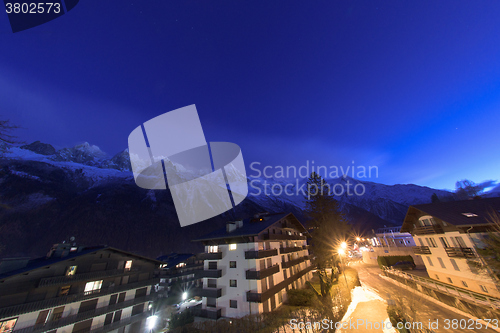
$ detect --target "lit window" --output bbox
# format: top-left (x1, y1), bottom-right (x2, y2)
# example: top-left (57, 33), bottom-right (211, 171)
top-left (124, 260), bottom-right (132, 271)
top-left (84, 280), bottom-right (103, 295)
top-left (66, 266), bottom-right (77, 276)
top-left (0, 318), bottom-right (18, 332)
top-left (208, 245), bottom-right (219, 253)
top-left (229, 244), bottom-right (237, 251)
top-left (176, 263), bottom-right (185, 268)
top-left (462, 213), bottom-right (478, 218)
top-left (59, 285), bottom-right (70, 296)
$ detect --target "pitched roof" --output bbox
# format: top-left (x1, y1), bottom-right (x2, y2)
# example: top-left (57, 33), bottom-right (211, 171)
top-left (192, 213), bottom-right (308, 242)
top-left (408, 197), bottom-right (500, 227)
top-left (0, 246), bottom-right (163, 280)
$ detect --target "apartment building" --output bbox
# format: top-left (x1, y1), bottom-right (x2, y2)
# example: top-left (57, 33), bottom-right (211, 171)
top-left (401, 197), bottom-right (500, 298)
top-left (155, 253), bottom-right (203, 301)
top-left (192, 212), bottom-right (314, 320)
top-left (371, 226), bottom-right (415, 248)
top-left (0, 243), bottom-right (161, 333)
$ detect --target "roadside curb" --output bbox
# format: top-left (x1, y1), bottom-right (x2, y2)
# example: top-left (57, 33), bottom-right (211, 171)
top-left (379, 273), bottom-right (500, 333)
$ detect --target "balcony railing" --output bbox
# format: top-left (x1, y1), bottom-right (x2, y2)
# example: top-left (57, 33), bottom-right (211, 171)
top-left (88, 311), bottom-right (149, 333)
top-left (413, 225), bottom-right (443, 235)
top-left (13, 294), bottom-right (154, 333)
top-left (200, 269), bottom-right (222, 278)
top-left (244, 249), bottom-right (278, 259)
top-left (279, 247), bottom-right (303, 254)
top-left (199, 252), bottom-right (222, 260)
top-left (413, 246), bottom-right (431, 255)
top-left (246, 264), bottom-right (280, 280)
top-left (193, 287), bottom-right (222, 298)
top-left (0, 277), bottom-right (159, 319)
top-left (445, 247), bottom-right (476, 258)
top-left (262, 234), bottom-right (306, 241)
top-left (247, 265), bottom-right (314, 303)
top-left (38, 269), bottom-right (132, 288)
top-left (282, 255), bottom-right (310, 269)
top-left (192, 306), bottom-right (222, 320)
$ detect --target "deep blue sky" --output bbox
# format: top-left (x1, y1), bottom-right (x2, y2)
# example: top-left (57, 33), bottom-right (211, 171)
top-left (1, 1), bottom-right (500, 191)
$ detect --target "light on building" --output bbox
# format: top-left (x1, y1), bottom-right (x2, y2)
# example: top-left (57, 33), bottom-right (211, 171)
top-left (148, 303), bottom-right (153, 310)
top-left (338, 248), bottom-right (345, 255)
top-left (356, 237), bottom-right (360, 241)
top-left (182, 292), bottom-right (188, 300)
top-left (341, 242), bottom-right (347, 249)
top-left (146, 315), bottom-right (158, 330)
top-left (229, 243), bottom-right (237, 251)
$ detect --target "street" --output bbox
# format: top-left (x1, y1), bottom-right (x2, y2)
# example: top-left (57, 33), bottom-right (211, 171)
top-left (351, 261), bottom-right (498, 333)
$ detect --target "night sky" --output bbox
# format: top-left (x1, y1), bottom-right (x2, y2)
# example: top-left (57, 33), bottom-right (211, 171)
top-left (1, 1), bottom-right (500, 190)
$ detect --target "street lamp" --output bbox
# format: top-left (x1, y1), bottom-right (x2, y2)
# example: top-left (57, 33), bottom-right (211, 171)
top-left (146, 315), bottom-right (158, 331)
top-left (182, 292), bottom-right (188, 301)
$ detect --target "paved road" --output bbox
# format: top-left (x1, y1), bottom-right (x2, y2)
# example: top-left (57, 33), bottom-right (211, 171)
top-left (350, 261), bottom-right (498, 333)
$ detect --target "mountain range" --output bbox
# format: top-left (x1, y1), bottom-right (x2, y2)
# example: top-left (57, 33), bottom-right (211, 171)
top-left (1, 141), bottom-right (491, 259)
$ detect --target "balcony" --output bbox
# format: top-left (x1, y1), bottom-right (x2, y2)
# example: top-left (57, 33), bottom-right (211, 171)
top-left (282, 255), bottom-right (310, 269)
top-left (13, 294), bottom-right (154, 333)
top-left (445, 247), bottom-right (476, 258)
top-left (413, 225), bottom-right (443, 235)
top-left (0, 277), bottom-right (159, 320)
top-left (413, 246), bottom-right (431, 255)
top-left (200, 269), bottom-right (222, 278)
top-left (246, 264), bottom-right (280, 280)
top-left (199, 252), bottom-right (222, 260)
top-left (279, 246), bottom-right (303, 254)
top-left (194, 287), bottom-right (222, 298)
top-left (192, 306), bottom-right (222, 320)
top-left (38, 269), bottom-right (130, 288)
top-left (244, 248), bottom-right (278, 259)
top-left (262, 234), bottom-right (307, 241)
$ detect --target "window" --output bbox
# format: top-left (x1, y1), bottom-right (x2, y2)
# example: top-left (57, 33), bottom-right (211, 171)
top-left (207, 279), bottom-right (217, 288)
top-left (450, 259), bottom-right (460, 271)
top-left (208, 261), bottom-right (217, 270)
top-left (66, 266), bottom-right (77, 276)
top-left (437, 257), bottom-right (446, 269)
top-left (439, 237), bottom-right (450, 248)
top-left (59, 285), bottom-right (70, 296)
top-left (462, 281), bottom-right (468, 287)
top-left (207, 298), bottom-right (216, 308)
top-left (427, 238), bottom-right (437, 247)
top-left (230, 279), bottom-right (237, 287)
top-left (455, 237), bottom-right (467, 248)
top-left (462, 213), bottom-right (478, 217)
top-left (124, 260), bottom-right (132, 271)
top-left (229, 261), bottom-right (236, 268)
top-left (208, 245), bottom-right (218, 253)
top-left (435, 274), bottom-right (440, 280)
top-left (418, 238), bottom-right (425, 247)
top-left (427, 257), bottom-right (434, 266)
top-left (480, 285), bottom-right (488, 293)
top-left (229, 244), bottom-right (237, 251)
top-left (0, 318), bottom-right (18, 332)
top-left (447, 277), bottom-right (453, 284)
top-left (230, 300), bottom-right (237, 308)
top-left (84, 280), bottom-right (103, 295)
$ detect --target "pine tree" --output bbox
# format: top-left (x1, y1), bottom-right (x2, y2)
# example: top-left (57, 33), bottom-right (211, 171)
top-left (304, 172), bottom-right (350, 301)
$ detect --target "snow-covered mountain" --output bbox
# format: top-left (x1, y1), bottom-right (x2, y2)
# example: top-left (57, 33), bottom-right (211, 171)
top-left (1, 141), bottom-right (495, 258)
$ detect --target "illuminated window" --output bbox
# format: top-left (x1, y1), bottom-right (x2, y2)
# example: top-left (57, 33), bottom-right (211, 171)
top-left (0, 318), bottom-right (18, 332)
top-left (229, 244), bottom-right (237, 251)
top-left (462, 213), bottom-right (478, 218)
top-left (66, 266), bottom-right (77, 276)
top-left (59, 285), bottom-right (70, 296)
top-left (176, 263), bottom-right (186, 268)
top-left (84, 280), bottom-right (103, 295)
top-left (208, 245), bottom-right (218, 253)
top-left (124, 260), bottom-right (132, 271)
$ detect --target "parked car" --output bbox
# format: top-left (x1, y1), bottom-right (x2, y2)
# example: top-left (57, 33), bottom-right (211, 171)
top-left (390, 261), bottom-right (416, 270)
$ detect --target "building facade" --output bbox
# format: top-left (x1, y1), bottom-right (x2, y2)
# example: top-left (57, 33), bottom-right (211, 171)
top-left (155, 253), bottom-right (203, 302)
top-left (192, 213), bottom-right (314, 319)
top-left (401, 197), bottom-right (500, 298)
top-left (0, 244), bottom-right (161, 333)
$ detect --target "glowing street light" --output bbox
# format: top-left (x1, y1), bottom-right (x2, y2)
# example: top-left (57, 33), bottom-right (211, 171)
top-left (356, 237), bottom-right (360, 242)
top-left (182, 292), bottom-right (188, 301)
top-left (146, 315), bottom-right (158, 330)
top-left (338, 248), bottom-right (345, 255)
top-left (341, 242), bottom-right (347, 249)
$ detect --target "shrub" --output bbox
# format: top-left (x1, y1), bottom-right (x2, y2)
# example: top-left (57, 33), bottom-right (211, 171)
top-left (287, 289), bottom-right (315, 306)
